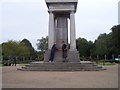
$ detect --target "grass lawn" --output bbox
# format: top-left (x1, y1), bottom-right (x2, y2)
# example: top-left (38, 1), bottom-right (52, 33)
top-left (0, 64), bottom-right (4, 67)
top-left (97, 62), bottom-right (116, 66)
top-left (19, 63), bottom-right (29, 67)
top-left (0, 63), bottom-right (29, 67)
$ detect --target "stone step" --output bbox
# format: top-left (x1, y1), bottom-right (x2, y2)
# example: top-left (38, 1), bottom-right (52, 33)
top-left (18, 62), bottom-right (105, 71)
top-left (29, 64), bottom-right (98, 68)
top-left (20, 66), bottom-right (103, 71)
top-left (22, 67), bottom-right (101, 69)
top-left (19, 68), bottom-right (102, 71)
top-left (22, 64), bottom-right (101, 68)
top-left (30, 62), bottom-right (95, 65)
top-left (28, 65), bottom-right (99, 69)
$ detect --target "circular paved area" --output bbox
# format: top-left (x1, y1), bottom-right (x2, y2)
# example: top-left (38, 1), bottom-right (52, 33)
top-left (2, 64), bottom-right (118, 88)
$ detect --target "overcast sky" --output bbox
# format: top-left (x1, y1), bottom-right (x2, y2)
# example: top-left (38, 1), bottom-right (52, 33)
top-left (0, 0), bottom-right (119, 50)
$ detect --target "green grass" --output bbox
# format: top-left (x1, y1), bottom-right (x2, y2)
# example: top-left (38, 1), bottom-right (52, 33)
top-left (19, 63), bottom-right (29, 67)
top-left (0, 63), bottom-right (29, 67)
top-left (97, 62), bottom-right (116, 66)
top-left (0, 64), bottom-right (4, 67)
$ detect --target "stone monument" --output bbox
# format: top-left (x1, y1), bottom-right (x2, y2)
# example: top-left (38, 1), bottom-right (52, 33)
top-left (44, 0), bottom-right (80, 62)
top-left (19, 0), bottom-right (104, 71)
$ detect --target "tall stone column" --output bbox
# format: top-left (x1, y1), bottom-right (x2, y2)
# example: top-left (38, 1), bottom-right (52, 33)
top-left (54, 18), bottom-right (57, 43)
top-left (48, 11), bottom-right (54, 49)
top-left (70, 11), bottom-right (76, 50)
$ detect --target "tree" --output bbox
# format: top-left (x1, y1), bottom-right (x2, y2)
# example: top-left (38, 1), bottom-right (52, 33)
top-left (105, 32), bottom-right (117, 58)
top-left (20, 39), bottom-right (36, 58)
top-left (18, 42), bottom-right (30, 58)
top-left (76, 38), bottom-right (93, 57)
top-left (37, 36), bottom-right (48, 53)
top-left (111, 25), bottom-right (120, 54)
top-left (92, 31), bottom-right (119, 59)
top-left (2, 40), bottom-right (30, 60)
top-left (2, 40), bottom-right (19, 57)
top-left (94, 33), bottom-right (107, 57)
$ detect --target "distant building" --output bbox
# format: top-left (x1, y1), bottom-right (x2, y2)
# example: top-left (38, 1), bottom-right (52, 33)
top-left (118, 1), bottom-right (120, 24)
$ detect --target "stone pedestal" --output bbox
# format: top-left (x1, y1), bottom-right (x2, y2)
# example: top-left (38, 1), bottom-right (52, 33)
top-left (44, 50), bottom-right (80, 63)
top-left (68, 50), bottom-right (80, 62)
top-left (44, 50), bottom-right (63, 63)
top-left (44, 50), bottom-right (51, 62)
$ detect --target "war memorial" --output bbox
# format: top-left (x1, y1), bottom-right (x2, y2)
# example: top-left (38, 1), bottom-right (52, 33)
top-left (19, 0), bottom-right (103, 71)
top-left (2, 1), bottom-right (118, 89)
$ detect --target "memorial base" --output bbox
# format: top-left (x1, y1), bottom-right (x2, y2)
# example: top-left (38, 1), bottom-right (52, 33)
top-left (44, 49), bottom-right (80, 63)
top-left (18, 50), bottom-right (105, 71)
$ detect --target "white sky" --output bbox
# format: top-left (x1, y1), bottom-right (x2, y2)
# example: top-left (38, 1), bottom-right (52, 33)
top-left (0, 0), bottom-right (119, 50)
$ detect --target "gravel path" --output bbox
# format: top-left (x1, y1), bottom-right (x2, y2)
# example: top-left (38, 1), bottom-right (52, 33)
top-left (2, 64), bottom-right (118, 88)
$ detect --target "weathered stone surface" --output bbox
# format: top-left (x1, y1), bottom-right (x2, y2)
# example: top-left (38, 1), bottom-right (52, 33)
top-left (48, 11), bottom-right (54, 49)
top-left (44, 50), bottom-right (51, 62)
top-left (19, 62), bottom-right (105, 71)
top-left (67, 50), bottom-right (80, 62)
top-left (45, 0), bottom-right (78, 12)
top-left (45, 0), bottom-right (78, 3)
top-left (44, 50), bottom-right (66, 63)
top-left (55, 17), bottom-right (68, 49)
top-left (45, 0), bottom-right (79, 63)
top-left (44, 50), bottom-right (80, 63)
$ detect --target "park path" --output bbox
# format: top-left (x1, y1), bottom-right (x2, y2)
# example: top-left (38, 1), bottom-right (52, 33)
top-left (2, 64), bottom-right (118, 88)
